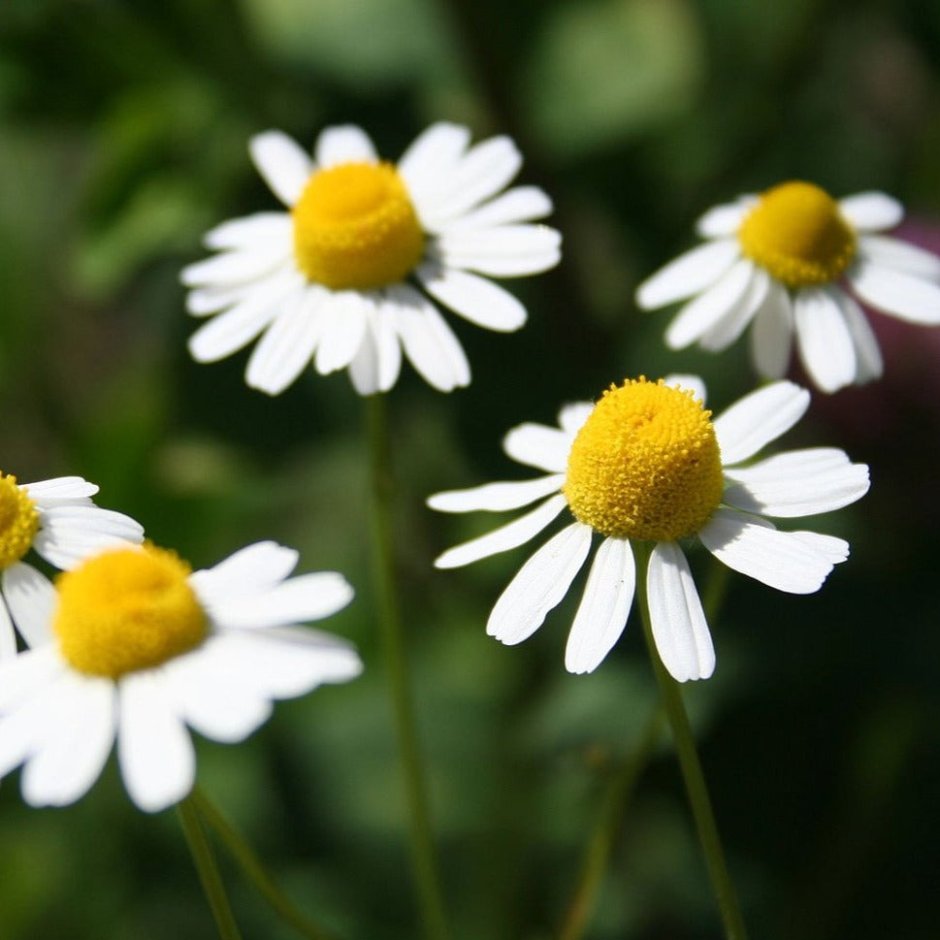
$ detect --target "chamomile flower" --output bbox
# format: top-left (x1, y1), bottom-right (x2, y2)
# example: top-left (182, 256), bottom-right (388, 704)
top-left (0, 473), bottom-right (144, 658)
top-left (182, 122), bottom-right (560, 396)
top-left (429, 378), bottom-right (869, 682)
top-left (636, 182), bottom-right (940, 393)
top-left (0, 541), bottom-right (361, 811)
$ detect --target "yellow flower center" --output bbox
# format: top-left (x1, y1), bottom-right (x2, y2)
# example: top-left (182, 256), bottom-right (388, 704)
top-left (563, 379), bottom-right (724, 542)
top-left (54, 545), bottom-right (208, 679)
top-left (0, 473), bottom-right (40, 570)
top-left (292, 161), bottom-right (425, 290)
top-left (738, 181), bottom-right (856, 288)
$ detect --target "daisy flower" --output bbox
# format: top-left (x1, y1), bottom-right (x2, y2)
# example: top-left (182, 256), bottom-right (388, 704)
top-left (635, 181), bottom-right (940, 393)
top-left (181, 122), bottom-right (560, 396)
top-left (429, 377), bottom-right (869, 682)
top-left (0, 540), bottom-right (361, 812)
top-left (0, 473), bottom-right (144, 658)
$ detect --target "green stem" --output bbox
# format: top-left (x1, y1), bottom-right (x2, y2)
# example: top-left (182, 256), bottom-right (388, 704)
top-left (364, 394), bottom-right (450, 940)
top-left (191, 787), bottom-right (337, 940)
top-left (559, 708), bottom-right (663, 940)
top-left (634, 543), bottom-right (749, 940)
top-left (177, 796), bottom-right (244, 940)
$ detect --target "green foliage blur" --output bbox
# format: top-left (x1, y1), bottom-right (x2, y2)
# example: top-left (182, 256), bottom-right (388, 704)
top-left (1, 0), bottom-right (939, 937)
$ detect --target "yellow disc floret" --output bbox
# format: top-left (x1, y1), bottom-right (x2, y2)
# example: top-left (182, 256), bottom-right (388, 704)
top-left (738, 181), bottom-right (856, 288)
top-left (563, 379), bottom-right (724, 542)
top-left (0, 473), bottom-right (40, 570)
top-left (54, 545), bottom-right (208, 679)
top-left (292, 161), bottom-right (425, 290)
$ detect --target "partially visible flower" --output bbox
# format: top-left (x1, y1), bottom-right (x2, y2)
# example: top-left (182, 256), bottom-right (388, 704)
top-left (636, 182), bottom-right (940, 393)
top-left (429, 378), bottom-right (869, 681)
top-left (182, 122), bottom-right (560, 396)
top-left (0, 541), bottom-right (360, 811)
top-left (0, 474), bottom-right (143, 657)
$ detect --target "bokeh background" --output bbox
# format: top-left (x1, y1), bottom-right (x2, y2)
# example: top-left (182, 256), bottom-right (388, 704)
top-left (1, 0), bottom-right (939, 937)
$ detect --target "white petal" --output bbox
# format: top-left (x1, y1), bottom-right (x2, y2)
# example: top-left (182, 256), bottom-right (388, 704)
top-left (232, 626), bottom-right (362, 694)
top-left (245, 289), bottom-right (324, 395)
top-left (635, 239), bottom-right (740, 310)
top-left (188, 274), bottom-right (302, 362)
top-left (206, 540), bottom-right (301, 585)
top-left (794, 287), bottom-right (857, 393)
top-left (34, 506), bottom-right (145, 569)
top-left (665, 259), bottom-right (754, 350)
top-left (663, 374), bottom-right (707, 403)
top-left (442, 187), bottom-right (552, 231)
top-left (829, 289), bottom-right (883, 383)
top-left (349, 303), bottom-right (402, 395)
top-left (0, 646), bottom-right (61, 713)
top-left (699, 508), bottom-right (841, 594)
top-left (166, 648), bottom-right (271, 743)
top-left (699, 266), bottom-right (769, 351)
top-left (204, 213), bottom-right (292, 251)
top-left (723, 448), bottom-right (870, 517)
top-left (435, 224), bottom-right (561, 277)
top-left (21, 674), bottom-right (115, 808)
top-left (486, 522), bottom-right (592, 646)
top-left (0, 681), bottom-right (55, 778)
top-left (23, 477), bottom-right (98, 502)
top-left (181, 248), bottom-right (289, 289)
top-left (2, 564), bottom-right (55, 649)
top-left (189, 542), bottom-right (299, 605)
top-left (847, 261), bottom-right (940, 325)
top-left (168, 649), bottom-right (272, 745)
top-left (118, 672), bottom-right (195, 812)
top-left (858, 234), bottom-right (940, 280)
top-left (695, 199), bottom-right (754, 238)
top-left (749, 280), bottom-right (794, 380)
top-left (838, 192), bottom-right (903, 232)
top-left (314, 125), bottom-right (377, 167)
top-left (417, 262), bottom-right (526, 332)
top-left (646, 542), bottom-right (714, 682)
top-left (714, 381), bottom-right (810, 465)
top-left (388, 285), bottom-right (470, 392)
top-left (428, 474), bottom-right (564, 513)
top-left (565, 538), bottom-right (635, 674)
top-left (434, 494), bottom-right (567, 569)
top-left (207, 571), bottom-right (354, 630)
top-left (503, 422), bottom-right (571, 473)
top-left (425, 136), bottom-right (522, 224)
top-left (173, 628), bottom-right (361, 707)
top-left (185, 283), bottom-right (249, 317)
top-left (314, 292), bottom-right (370, 375)
top-left (249, 130), bottom-right (313, 206)
top-left (558, 402), bottom-right (594, 436)
top-left (788, 530), bottom-right (849, 565)
top-left (397, 122), bottom-right (471, 208)
top-left (0, 600), bottom-right (15, 660)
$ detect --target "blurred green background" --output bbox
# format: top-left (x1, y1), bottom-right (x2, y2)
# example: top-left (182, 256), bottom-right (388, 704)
top-left (1, 0), bottom-right (939, 937)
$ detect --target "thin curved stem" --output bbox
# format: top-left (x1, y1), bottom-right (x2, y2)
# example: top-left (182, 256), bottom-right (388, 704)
top-left (177, 796), bottom-right (244, 940)
top-left (558, 708), bottom-right (663, 940)
top-left (634, 542), bottom-right (748, 940)
top-left (365, 393), bottom-right (450, 940)
top-left (191, 787), bottom-right (337, 940)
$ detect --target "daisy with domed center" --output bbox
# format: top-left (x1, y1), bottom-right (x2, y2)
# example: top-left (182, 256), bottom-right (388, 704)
top-left (181, 122), bottom-right (560, 396)
top-left (429, 377), bottom-right (869, 681)
top-left (0, 540), bottom-right (361, 812)
top-left (636, 181), bottom-right (940, 393)
top-left (0, 473), bottom-right (144, 658)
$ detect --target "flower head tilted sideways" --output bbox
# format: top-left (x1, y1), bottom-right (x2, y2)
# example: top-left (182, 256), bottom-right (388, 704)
top-left (0, 540), bottom-right (361, 812)
top-left (636, 182), bottom-right (940, 393)
top-left (429, 377), bottom-right (870, 682)
top-left (0, 473), bottom-right (144, 658)
top-left (181, 122), bottom-right (561, 396)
